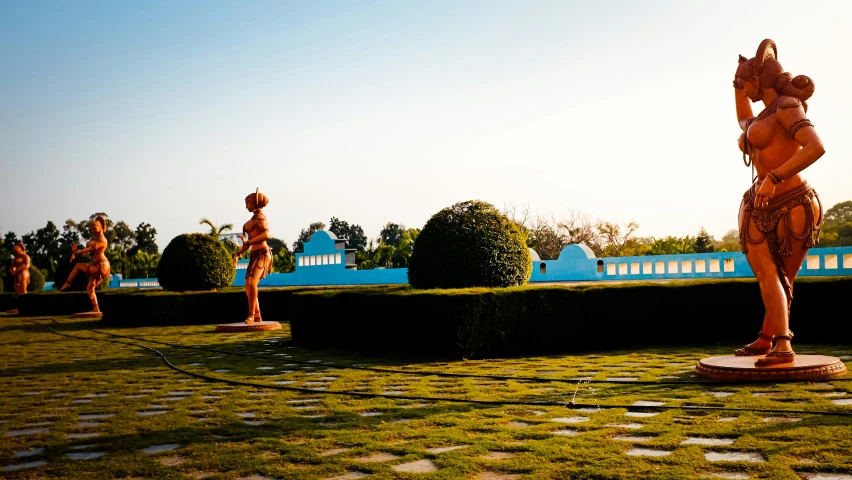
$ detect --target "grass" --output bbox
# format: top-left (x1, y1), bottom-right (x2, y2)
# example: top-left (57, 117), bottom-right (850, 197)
top-left (0, 313), bottom-right (851, 479)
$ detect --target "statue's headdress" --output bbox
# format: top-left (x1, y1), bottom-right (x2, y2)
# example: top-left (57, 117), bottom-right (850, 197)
top-left (92, 215), bottom-right (107, 232)
top-left (736, 39), bottom-right (777, 80)
top-left (245, 188), bottom-right (269, 210)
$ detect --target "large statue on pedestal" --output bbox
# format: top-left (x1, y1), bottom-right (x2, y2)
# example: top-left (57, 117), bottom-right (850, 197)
top-left (10, 242), bottom-right (31, 295)
top-left (696, 39), bottom-right (844, 380)
top-left (59, 215), bottom-right (110, 318)
top-left (215, 189), bottom-right (280, 332)
top-left (732, 39), bottom-right (823, 365)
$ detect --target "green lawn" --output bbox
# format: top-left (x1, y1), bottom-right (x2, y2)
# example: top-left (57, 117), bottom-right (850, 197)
top-left (1, 313), bottom-right (851, 479)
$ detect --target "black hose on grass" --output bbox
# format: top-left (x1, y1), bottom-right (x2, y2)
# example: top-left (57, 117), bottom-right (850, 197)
top-left (64, 320), bottom-right (852, 386)
top-left (38, 321), bottom-right (852, 418)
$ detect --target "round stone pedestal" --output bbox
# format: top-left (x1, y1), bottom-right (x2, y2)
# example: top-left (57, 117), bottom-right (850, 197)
top-left (695, 355), bottom-right (847, 382)
top-left (72, 311), bottom-right (103, 319)
top-left (214, 321), bottom-right (282, 333)
top-left (5, 309), bottom-right (19, 315)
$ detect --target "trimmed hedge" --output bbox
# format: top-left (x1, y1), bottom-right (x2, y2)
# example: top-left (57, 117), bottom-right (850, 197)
top-left (12, 286), bottom-right (327, 326)
top-left (289, 277), bottom-right (852, 358)
top-left (18, 291), bottom-right (95, 317)
top-left (408, 200), bottom-right (532, 289)
top-left (0, 293), bottom-right (14, 312)
top-left (2, 265), bottom-right (45, 292)
top-left (158, 234), bottom-right (236, 292)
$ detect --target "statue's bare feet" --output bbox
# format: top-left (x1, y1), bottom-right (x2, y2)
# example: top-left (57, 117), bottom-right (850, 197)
top-left (59, 283), bottom-right (71, 292)
top-left (244, 317), bottom-right (255, 324)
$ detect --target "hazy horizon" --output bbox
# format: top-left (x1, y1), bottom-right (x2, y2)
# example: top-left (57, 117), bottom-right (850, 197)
top-left (2, 1), bottom-right (850, 249)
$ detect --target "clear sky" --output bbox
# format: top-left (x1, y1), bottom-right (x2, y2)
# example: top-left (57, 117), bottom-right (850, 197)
top-left (1, 0), bottom-right (850, 249)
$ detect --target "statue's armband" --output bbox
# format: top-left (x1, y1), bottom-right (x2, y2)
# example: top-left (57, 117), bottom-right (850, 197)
top-left (776, 98), bottom-right (813, 140)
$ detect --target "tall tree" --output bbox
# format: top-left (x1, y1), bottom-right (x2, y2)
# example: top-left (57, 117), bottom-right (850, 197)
top-left (266, 238), bottom-right (288, 256)
top-left (597, 220), bottom-right (640, 257)
top-left (694, 227), bottom-right (715, 253)
top-left (112, 221), bottom-right (136, 252)
top-left (59, 220), bottom-right (81, 257)
top-left (379, 223), bottom-right (406, 248)
top-left (130, 223), bottom-right (158, 256)
top-left (328, 217), bottom-right (368, 251)
top-left (21, 221), bottom-right (61, 278)
top-left (293, 222), bottom-right (326, 253)
top-left (345, 224), bottom-right (368, 251)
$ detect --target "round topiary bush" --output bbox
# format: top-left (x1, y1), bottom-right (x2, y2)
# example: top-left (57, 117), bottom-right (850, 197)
top-left (408, 200), bottom-right (532, 289)
top-left (157, 233), bottom-right (236, 292)
top-left (2, 265), bottom-right (45, 292)
top-left (53, 255), bottom-right (110, 291)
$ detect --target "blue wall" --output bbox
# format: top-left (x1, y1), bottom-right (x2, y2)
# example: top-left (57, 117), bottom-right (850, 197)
top-left (105, 232), bottom-right (852, 290)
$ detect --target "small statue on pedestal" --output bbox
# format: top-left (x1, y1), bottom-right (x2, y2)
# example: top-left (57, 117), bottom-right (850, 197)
top-left (10, 242), bottom-right (31, 295)
top-left (236, 188), bottom-right (273, 324)
top-left (59, 216), bottom-right (111, 317)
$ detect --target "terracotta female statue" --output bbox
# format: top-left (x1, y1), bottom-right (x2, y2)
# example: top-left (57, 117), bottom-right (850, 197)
top-left (733, 39), bottom-right (825, 365)
top-left (9, 242), bottom-right (31, 295)
top-left (59, 216), bottom-right (111, 314)
top-left (235, 189), bottom-right (272, 324)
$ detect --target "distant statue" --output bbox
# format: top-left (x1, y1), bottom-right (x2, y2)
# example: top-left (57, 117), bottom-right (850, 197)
top-left (236, 189), bottom-right (272, 323)
top-left (9, 242), bottom-right (31, 295)
top-left (733, 40), bottom-right (824, 365)
top-left (59, 216), bottom-right (111, 314)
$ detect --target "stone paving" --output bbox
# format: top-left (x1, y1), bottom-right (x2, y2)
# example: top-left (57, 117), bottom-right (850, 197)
top-left (1, 316), bottom-right (851, 478)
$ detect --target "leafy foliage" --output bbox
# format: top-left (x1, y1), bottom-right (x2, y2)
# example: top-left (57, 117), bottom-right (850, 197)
top-left (820, 201), bottom-right (852, 247)
top-left (329, 217), bottom-right (368, 251)
top-left (129, 223), bottom-right (158, 256)
top-left (357, 228), bottom-right (419, 269)
top-left (647, 236), bottom-right (696, 255)
top-left (379, 223), bottom-right (405, 248)
top-left (273, 248), bottom-right (296, 273)
top-left (157, 234), bottom-right (235, 292)
top-left (408, 200), bottom-right (531, 289)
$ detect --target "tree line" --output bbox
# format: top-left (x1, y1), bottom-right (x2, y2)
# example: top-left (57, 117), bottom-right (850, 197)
top-left (0, 213), bottom-right (159, 282)
top-left (4, 200), bottom-right (850, 280)
top-left (502, 200), bottom-right (852, 260)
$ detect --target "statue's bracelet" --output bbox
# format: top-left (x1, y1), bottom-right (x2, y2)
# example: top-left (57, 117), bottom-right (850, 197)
top-left (768, 170), bottom-right (784, 185)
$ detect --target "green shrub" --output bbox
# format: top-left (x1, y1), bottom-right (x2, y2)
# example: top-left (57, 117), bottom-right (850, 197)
top-left (289, 277), bottom-right (852, 358)
top-left (2, 265), bottom-right (45, 292)
top-left (408, 200), bottom-right (531, 289)
top-left (157, 234), bottom-right (236, 292)
top-left (53, 255), bottom-right (110, 291)
top-left (0, 275), bottom-right (3, 293)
